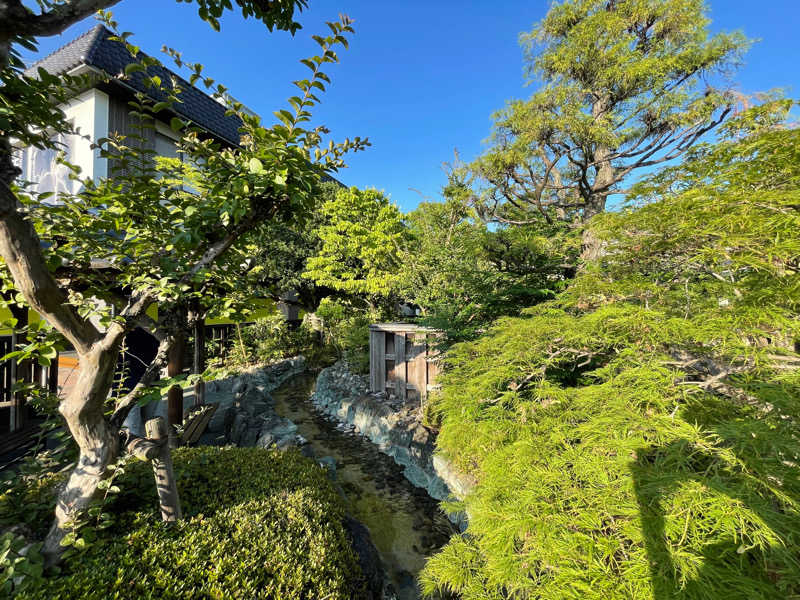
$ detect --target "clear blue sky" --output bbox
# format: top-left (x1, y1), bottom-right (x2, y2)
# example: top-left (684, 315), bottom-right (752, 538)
top-left (23, 0), bottom-right (800, 212)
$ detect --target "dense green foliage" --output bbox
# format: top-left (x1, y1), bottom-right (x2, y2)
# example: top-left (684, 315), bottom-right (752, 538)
top-left (239, 182), bottom-right (339, 313)
top-left (421, 106), bottom-right (800, 598)
top-left (3, 447), bottom-right (363, 599)
top-left (304, 183), bottom-right (578, 347)
top-left (400, 198), bottom-right (577, 344)
top-left (221, 313), bottom-right (319, 368)
top-left (303, 186), bottom-right (406, 303)
top-left (314, 298), bottom-right (374, 373)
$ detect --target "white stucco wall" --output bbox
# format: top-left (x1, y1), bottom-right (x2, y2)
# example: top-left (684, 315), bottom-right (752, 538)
top-left (62, 87), bottom-right (109, 180)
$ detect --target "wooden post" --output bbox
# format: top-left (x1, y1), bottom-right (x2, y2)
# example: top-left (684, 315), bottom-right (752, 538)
top-left (395, 332), bottom-right (406, 401)
top-left (192, 310), bottom-right (206, 408)
top-left (145, 416), bottom-right (182, 521)
top-left (369, 328), bottom-right (386, 393)
top-left (167, 334), bottom-right (184, 446)
top-left (48, 352), bottom-right (59, 396)
top-left (9, 304), bottom-right (29, 432)
top-left (166, 303), bottom-right (187, 444)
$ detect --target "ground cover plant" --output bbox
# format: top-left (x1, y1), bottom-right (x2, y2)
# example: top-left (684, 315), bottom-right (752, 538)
top-left (2, 447), bottom-right (364, 599)
top-left (420, 104), bottom-right (800, 599)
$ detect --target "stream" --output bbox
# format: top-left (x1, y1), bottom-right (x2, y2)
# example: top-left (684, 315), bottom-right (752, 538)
top-left (272, 373), bottom-right (457, 600)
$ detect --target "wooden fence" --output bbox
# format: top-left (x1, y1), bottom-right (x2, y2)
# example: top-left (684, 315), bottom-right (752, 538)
top-left (369, 323), bottom-right (440, 404)
top-left (0, 333), bottom-right (59, 445)
top-left (1, 321), bottom-right (251, 448)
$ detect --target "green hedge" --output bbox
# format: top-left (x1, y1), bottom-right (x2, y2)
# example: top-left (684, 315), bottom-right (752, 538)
top-left (9, 447), bottom-right (363, 600)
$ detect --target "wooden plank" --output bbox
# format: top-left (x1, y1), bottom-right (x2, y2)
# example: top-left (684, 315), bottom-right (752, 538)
top-left (48, 353), bottom-right (59, 395)
top-left (180, 403), bottom-right (218, 445)
top-left (369, 330), bottom-right (381, 392)
top-left (370, 323), bottom-right (437, 333)
top-left (395, 333), bottom-right (406, 401)
top-left (410, 333), bottom-right (426, 402)
top-left (377, 331), bottom-right (386, 392)
top-left (9, 305), bottom-right (29, 432)
top-left (191, 302), bottom-right (206, 408)
top-left (427, 355), bottom-right (441, 391)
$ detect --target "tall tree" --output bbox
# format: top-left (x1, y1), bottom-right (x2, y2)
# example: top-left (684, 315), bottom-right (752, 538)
top-left (466, 0), bottom-right (747, 253)
top-left (0, 6), bottom-right (365, 563)
top-left (399, 197), bottom-right (577, 344)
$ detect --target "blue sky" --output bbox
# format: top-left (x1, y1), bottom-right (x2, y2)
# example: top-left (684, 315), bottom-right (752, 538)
top-left (23, 0), bottom-right (800, 212)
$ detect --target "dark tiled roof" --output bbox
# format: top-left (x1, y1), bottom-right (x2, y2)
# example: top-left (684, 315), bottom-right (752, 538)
top-left (26, 24), bottom-right (242, 145)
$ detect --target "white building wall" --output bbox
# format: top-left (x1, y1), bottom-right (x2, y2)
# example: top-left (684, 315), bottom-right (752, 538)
top-left (62, 87), bottom-right (109, 180)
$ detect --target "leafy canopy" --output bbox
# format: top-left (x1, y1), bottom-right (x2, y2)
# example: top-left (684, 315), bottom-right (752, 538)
top-left (303, 186), bottom-right (406, 301)
top-left (399, 197), bottom-right (578, 344)
top-left (466, 0), bottom-right (748, 224)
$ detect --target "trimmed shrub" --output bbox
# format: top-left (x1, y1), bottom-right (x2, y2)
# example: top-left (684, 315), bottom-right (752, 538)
top-left (8, 447), bottom-right (364, 600)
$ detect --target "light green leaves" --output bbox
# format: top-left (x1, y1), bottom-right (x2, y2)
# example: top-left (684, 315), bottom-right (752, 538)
top-left (248, 157), bottom-right (264, 174)
top-left (303, 187), bottom-right (406, 299)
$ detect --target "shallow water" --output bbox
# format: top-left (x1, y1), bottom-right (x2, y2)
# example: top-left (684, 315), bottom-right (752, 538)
top-left (272, 373), bottom-right (457, 600)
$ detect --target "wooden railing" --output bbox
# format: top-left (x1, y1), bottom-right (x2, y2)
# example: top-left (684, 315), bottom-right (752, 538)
top-left (0, 334), bottom-right (59, 437)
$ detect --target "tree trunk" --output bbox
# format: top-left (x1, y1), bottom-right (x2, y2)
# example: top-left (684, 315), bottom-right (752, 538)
top-left (42, 344), bottom-right (120, 566)
top-left (581, 95), bottom-right (616, 262)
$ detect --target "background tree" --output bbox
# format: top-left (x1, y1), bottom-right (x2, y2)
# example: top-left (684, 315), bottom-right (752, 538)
top-left (237, 181), bottom-right (340, 313)
top-left (464, 0), bottom-right (747, 255)
top-left (0, 8), bottom-right (365, 563)
top-left (303, 186), bottom-right (406, 309)
top-left (398, 196), bottom-right (577, 345)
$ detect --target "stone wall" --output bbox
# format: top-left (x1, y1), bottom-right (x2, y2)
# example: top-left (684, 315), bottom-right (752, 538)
top-left (123, 357), bottom-right (307, 450)
top-left (311, 361), bottom-right (474, 525)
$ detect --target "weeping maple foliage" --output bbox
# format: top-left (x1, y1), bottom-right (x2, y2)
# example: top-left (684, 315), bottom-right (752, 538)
top-left (421, 102), bottom-right (800, 599)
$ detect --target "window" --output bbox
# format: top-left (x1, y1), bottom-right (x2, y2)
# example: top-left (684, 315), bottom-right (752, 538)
top-left (18, 132), bottom-right (81, 202)
top-left (154, 130), bottom-right (201, 195)
top-left (155, 132), bottom-right (179, 161)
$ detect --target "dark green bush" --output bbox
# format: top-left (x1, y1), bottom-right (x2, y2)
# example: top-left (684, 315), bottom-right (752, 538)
top-left (315, 299), bottom-right (372, 374)
top-left (10, 447), bottom-right (364, 600)
top-left (219, 314), bottom-right (318, 368)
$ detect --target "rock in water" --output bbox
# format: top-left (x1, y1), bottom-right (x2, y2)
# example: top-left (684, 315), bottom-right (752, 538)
top-left (342, 516), bottom-right (388, 600)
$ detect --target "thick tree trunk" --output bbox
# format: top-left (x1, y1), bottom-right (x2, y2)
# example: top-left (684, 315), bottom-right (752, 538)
top-left (581, 95), bottom-right (615, 262)
top-left (42, 344), bottom-right (120, 566)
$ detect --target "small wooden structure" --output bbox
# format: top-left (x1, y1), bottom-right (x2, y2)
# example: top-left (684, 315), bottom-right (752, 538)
top-left (369, 323), bottom-right (440, 403)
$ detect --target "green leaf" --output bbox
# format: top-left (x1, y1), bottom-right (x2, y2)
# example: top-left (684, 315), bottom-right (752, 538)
top-left (124, 63), bottom-right (146, 76)
top-left (248, 158), bottom-right (263, 174)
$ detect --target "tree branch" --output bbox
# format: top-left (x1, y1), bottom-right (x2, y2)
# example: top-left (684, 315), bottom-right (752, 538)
top-left (0, 180), bottom-right (99, 354)
top-left (0, 0), bottom-right (122, 40)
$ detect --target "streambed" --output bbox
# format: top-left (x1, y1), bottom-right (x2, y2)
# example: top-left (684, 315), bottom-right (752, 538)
top-left (272, 373), bottom-right (457, 600)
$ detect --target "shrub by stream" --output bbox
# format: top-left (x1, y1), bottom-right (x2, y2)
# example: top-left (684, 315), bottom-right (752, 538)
top-left (4, 447), bottom-right (364, 599)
